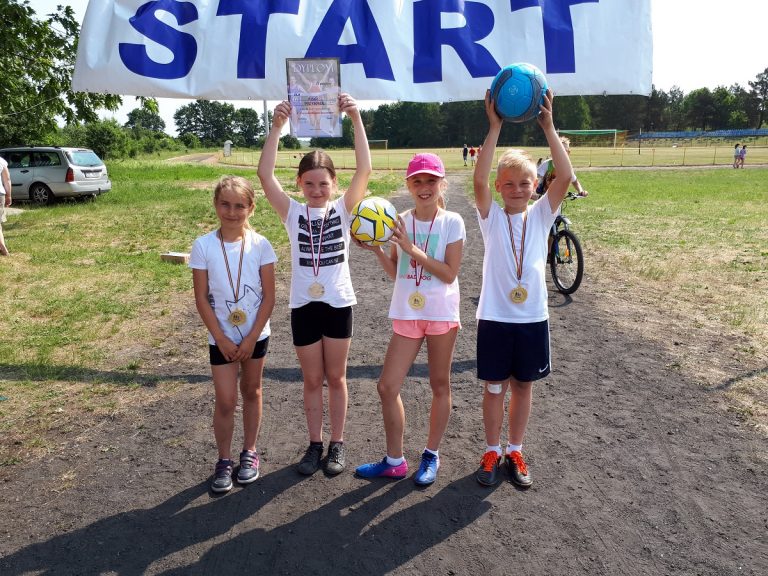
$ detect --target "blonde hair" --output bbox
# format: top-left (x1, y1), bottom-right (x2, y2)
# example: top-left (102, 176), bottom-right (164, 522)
top-left (497, 149), bottom-right (537, 178)
top-left (214, 175), bottom-right (255, 229)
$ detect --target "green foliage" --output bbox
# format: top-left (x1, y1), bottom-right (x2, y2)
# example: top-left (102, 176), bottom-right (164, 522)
top-left (280, 134), bottom-right (302, 149)
top-left (125, 106), bottom-right (166, 134)
top-left (0, 1), bottom-right (121, 146)
top-left (174, 101), bottom-right (236, 146)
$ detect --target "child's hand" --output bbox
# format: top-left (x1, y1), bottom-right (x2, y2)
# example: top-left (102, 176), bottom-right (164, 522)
top-left (234, 337), bottom-right (257, 363)
top-left (390, 215), bottom-right (415, 254)
top-left (352, 236), bottom-right (385, 253)
top-left (536, 89), bottom-right (555, 130)
top-left (272, 100), bottom-right (292, 129)
top-left (484, 89), bottom-right (503, 130)
top-left (216, 336), bottom-right (239, 363)
top-left (339, 93), bottom-right (359, 118)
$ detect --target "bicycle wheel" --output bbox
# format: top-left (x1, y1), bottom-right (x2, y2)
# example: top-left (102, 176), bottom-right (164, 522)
top-left (550, 229), bottom-right (584, 294)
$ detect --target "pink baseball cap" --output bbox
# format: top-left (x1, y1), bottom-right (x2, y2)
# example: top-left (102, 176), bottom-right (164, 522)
top-left (406, 153), bottom-right (445, 178)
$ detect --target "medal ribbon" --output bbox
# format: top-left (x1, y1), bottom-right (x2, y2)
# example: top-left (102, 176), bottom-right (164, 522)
top-left (505, 209), bottom-right (528, 284)
top-left (306, 205), bottom-right (329, 279)
top-left (411, 209), bottom-right (438, 289)
top-left (219, 230), bottom-right (245, 303)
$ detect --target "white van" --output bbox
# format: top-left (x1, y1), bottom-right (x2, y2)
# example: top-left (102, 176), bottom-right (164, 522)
top-left (0, 146), bottom-right (112, 205)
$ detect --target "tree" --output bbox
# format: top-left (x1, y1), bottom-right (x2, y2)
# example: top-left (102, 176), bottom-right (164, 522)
top-left (125, 106), bottom-right (166, 134)
top-left (748, 67), bottom-right (768, 128)
top-left (0, 1), bottom-right (121, 146)
top-left (232, 108), bottom-right (262, 147)
top-left (683, 88), bottom-right (717, 130)
top-left (174, 101), bottom-right (236, 146)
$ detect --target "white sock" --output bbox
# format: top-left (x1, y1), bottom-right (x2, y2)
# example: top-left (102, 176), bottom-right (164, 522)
top-left (424, 448), bottom-right (439, 458)
top-left (506, 443), bottom-right (523, 455)
top-left (486, 445), bottom-right (502, 457)
top-left (386, 455), bottom-right (405, 466)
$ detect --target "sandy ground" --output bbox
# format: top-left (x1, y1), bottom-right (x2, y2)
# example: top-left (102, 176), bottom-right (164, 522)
top-left (1, 175), bottom-right (766, 575)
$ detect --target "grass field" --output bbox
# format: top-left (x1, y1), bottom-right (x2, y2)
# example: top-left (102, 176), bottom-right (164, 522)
top-left (221, 144), bottom-right (768, 172)
top-left (0, 158), bottom-right (766, 465)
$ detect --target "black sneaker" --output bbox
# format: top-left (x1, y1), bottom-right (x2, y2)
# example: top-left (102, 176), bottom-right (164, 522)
top-left (237, 450), bottom-right (260, 484)
top-left (297, 443), bottom-right (324, 475)
top-left (475, 451), bottom-right (501, 487)
top-left (211, 459), bottom-right (234, 493)
top-left (504, 451), bottom-right (532, 488)
top-left (324, 442), bottom-right (345, 475)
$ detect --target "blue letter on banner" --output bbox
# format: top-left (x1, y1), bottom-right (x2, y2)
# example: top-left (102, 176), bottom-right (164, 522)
top-left (217, 0), bottom-right (300, 79)
top-left (510, 0), bottom-right (599, 74)
top-left (119, 0), bottom-right (198, 80)
top-left (413, 0), bottom-right (498, 83)
top-left (306, 0), bottom-right (394, 80)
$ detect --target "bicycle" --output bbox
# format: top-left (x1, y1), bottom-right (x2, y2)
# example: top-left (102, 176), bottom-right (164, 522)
top-left (548, 191), bottom-right (584, 294)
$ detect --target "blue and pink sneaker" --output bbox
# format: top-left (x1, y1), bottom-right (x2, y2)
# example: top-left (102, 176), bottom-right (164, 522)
top-left (355, 457), bottom-right (408, 479)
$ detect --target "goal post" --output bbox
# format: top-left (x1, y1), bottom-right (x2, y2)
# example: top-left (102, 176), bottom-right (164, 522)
top-left (368, 139), bottom-right (388, 150)
top-left (557, 129), bottom-right (627, 148)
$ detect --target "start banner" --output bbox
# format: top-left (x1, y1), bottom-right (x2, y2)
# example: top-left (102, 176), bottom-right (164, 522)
top-left (72, 0), bottom-right (652, 101)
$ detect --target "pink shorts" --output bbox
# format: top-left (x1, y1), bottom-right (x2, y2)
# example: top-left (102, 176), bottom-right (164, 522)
top-left (392, 319), bottom-right (460, 339)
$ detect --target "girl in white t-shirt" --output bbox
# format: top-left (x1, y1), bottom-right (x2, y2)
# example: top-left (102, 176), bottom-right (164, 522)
top-left (190, 176), bottom-right (277, 493)
top-left (257, 94), bottom-right (371, 477)
top-left (355, 153), bottom-right (465, 486)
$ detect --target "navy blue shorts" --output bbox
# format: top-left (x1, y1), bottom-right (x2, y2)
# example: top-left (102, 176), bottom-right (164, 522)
top-left (291, 302), bottom-right (353, 347)
top-left (476, 319), bottom-right (551, 382)
top-left (209, 337), bottom-right (269, 366)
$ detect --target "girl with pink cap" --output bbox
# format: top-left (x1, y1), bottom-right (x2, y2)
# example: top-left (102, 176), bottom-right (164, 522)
top-left (355, 153), bottom-right (465, 486)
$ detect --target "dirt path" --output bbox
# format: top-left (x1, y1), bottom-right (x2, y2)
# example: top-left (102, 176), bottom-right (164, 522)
top-left (1, 175), bottom-right (766, 575)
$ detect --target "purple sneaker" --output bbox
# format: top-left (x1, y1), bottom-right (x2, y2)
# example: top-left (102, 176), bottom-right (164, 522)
top-left (355, 457), bottom-right (408, 479)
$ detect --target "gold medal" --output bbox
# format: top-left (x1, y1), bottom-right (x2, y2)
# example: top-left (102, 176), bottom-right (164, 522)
top-left (228, 309), bottom-right (247, 326)
top-left (509, 285), bottom-right (528, 304)
top-left (309, 282), bottom-right (325, 298)
top-left (408, 291), bottom-right (426, 310)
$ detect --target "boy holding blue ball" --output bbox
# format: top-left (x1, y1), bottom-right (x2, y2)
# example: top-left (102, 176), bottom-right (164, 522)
top-left (473, 88), bottom-right (573, 487)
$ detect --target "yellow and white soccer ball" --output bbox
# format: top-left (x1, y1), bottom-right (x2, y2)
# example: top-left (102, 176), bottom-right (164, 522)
top-left (350, 196), bottom-right (397, 246)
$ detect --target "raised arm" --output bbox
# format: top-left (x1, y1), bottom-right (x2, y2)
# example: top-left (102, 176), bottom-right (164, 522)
top-left (537, 90), bottom-right (573, 213)
top-left (341, 94), bottom-right (372, 213)
top-left (474, 90), bottom-right (503, 219)
top-left (256, 101), bottom-right (292, 221)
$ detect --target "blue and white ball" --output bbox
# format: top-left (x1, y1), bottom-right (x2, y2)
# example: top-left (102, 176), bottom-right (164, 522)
top-left (350, 197), bottom-right (397, 246)
top-left (490, 63), bottom-right (548, 123)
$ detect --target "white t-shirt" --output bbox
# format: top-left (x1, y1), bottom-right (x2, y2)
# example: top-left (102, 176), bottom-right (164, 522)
top-left (476, 199), bottom-right (558, 323)
top-left (189, 229), bottom-right (277, 345)
top-left (0, 157), bottom-right (8, 196)
top-left (389, 209), bottom-right (466, 321)
top-left (284, 197), bottom-right (356, 308)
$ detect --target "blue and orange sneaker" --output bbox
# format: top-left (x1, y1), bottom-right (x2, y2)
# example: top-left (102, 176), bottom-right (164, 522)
top-left (413, 451), bottom-right (440, 486)
top-left (355, 457), bottom-right (408, 479)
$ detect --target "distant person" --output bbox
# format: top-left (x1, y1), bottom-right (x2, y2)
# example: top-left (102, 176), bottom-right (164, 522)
top-left (738, 144), bottom-right (747, 168)
top-left (469, 146), bottom-right (477, 166)
top-left (733, 143), bottom-right (741, 169)
top-left (190, 176), bottom-right (277, 493)
top-left (462, 143), bottom-right (468, 166)
top-left (0, 155), bottom-right (11, 256)
top-left (536, 136), bottom-right (588, 197)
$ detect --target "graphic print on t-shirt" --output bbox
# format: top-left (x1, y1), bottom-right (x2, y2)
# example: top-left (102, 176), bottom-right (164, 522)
top-left (398, 231), bottom-right (436, 282)
top-left (216, 284), bottom-right (263, 340)
top-left (297, 207), bottom-right (346, 268)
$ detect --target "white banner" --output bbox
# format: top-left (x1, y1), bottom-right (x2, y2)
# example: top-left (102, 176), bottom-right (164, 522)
top-left (72, 0), bottom-right (652, 101)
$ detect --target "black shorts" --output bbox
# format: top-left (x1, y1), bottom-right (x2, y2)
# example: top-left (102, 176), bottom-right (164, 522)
top-left (209, 337), bottom-right (269, 366)
top-left (291, 302), bottom-right (353, 347)
top-left (476, 319), bottom-right (551, 382)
